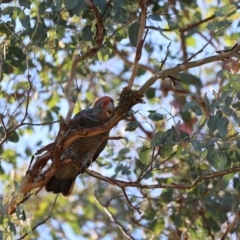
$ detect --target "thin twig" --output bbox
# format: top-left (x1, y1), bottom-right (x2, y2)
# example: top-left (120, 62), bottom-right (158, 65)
top-left (21, 120), bottom-right (59, 126)
top-left (95, 196), bottom-right (135, 240)
top-left (159, 42), bottom-right (171, 71)
top-left (182, 26), bottom-right (215, 64)
top-left (146, 15), bottom-right (216, 34)
top-left (0, 115), bottom-right (8, 147)
top-left (121, 187), bottom-right (141, 214)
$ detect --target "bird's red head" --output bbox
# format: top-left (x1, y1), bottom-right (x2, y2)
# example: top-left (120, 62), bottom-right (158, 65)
top-left (93, 96), bottom-right (114, 108)
top-left (93, 96), bottom-right (115, 118)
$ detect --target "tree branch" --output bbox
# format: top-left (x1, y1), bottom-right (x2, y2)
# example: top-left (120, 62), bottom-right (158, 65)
top-left (85, 166), bottom-right (240, 190)
top-left (127, 0), bottom-right (147, 89)
top-left (139, 43), bottom-right (240, 94)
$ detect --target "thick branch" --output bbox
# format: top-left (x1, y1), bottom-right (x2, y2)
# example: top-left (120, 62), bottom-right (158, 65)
top-left (127, 0), bottom-right (147, 89)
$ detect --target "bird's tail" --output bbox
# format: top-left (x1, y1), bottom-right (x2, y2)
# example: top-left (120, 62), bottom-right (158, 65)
top-left (45, 176), bottom-right (76, 196)
top-left (45, 166), bottom-right (79, 196)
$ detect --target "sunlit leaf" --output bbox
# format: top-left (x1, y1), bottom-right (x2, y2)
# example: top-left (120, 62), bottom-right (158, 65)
top-left (139, 146), bottom-right (151, 164)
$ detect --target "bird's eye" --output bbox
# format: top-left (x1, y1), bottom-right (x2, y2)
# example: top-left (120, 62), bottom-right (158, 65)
top-left (107, 108), bottom-right (115, 117)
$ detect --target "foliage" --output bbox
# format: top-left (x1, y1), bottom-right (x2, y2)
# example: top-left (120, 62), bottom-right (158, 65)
top-left (1, 0), bottom-right (240, 239)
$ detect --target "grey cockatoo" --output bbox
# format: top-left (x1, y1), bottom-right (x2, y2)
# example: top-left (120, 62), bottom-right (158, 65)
top-left (45, 96), bottom-right (114, 196)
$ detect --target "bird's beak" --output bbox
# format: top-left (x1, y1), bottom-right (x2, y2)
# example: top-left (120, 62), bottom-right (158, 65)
top-left (105, 102), bottom-right (115, 118)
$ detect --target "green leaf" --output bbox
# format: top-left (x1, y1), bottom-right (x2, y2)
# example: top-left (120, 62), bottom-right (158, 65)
top-left (215, 5), bottom-right (230, 17)
top-left (179, 73), bottom-right (202, 89)
top-left (158, 142), bottom-right (173, 158)
top-left (233, 177), bottom-right (240, 191)
top-left (81, 25), bottom-right (93, 41)
top-left (146, 87), bottom-right (155, 99)
top-left (30, 22), bottom-right (47, 42)
top-left (191, 139), bottom-right (202, 157)
top-left (204, 93), bottom-right (211, 110)
top-left (148, 112), bottom-right (164, 121)
top-left (151, 131), bottom-right (169, 148)
top-left (8, 131), bottom-right (19, 143)
top-left (2, 7), bottom-right (21, 19)
top-left (64, 0), bottom-right (78, 10)
top-left (69, 0), bottom-right (87, 16)
top-left (139, 146), bottom-right (151, 164)
top-left (18, 10), bottom-right (30, 28)
top-left (128, 21), bottom-right (140, 47)
top-left (180, 110), bottom-right (191, 122)
top-left (16, 205), bottom-right (26, 221)
top-left (182, 101), bottom-right (197, 112)
top-left (220, 89), bottom-right (232, 100)
top-left (167, 19), bottom-right (178, 30)
top-left (182, 101), bottom-right (203, 116)
top-left (153, 219), bottom-right (164, 234)
top-left (19, 0), bottom-right (30, 7)
top-left (217, 117), bottom-right (229, 138)
top-left (160, 189), bottom-right (173, 202)
top-left (206, 150), bottom-right (227, 171)
top-left (14, 180), bottom-right (19, 190)
top-left (39, 2), bottom-right (46, 15)
top-left (55, 0), bottom-right (63, 11)
top-left (8, 221), bottom-right (16, 235)
top-left (149, 14), bottom-right (162, 21)
top-left (186, 36), bottom-right (196, 47)
top-left (225, 96), bottom-right (233, 108)
top-left (112, 0), bottom-right (125, 10)
top-left (125, 121), bottom-right (140, 131)
top-left (114, 6), bottom-right (129, 24)
top-left (232, 101), bottom-right (240, 110)
top-left (93, 0), bottom-right (106, 10)
top-left (43, 111), bottom-right (54, 122)
top-left (119, 147), bottom-right (130, 156)
top-left (207, 113), bottom-right (221, 133)
top-left (157, 25), bottom-right (172, 41)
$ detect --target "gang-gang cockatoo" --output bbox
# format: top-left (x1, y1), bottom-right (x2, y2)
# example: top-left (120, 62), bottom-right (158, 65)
top-left (45, 96), bottom-right (114, 196)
